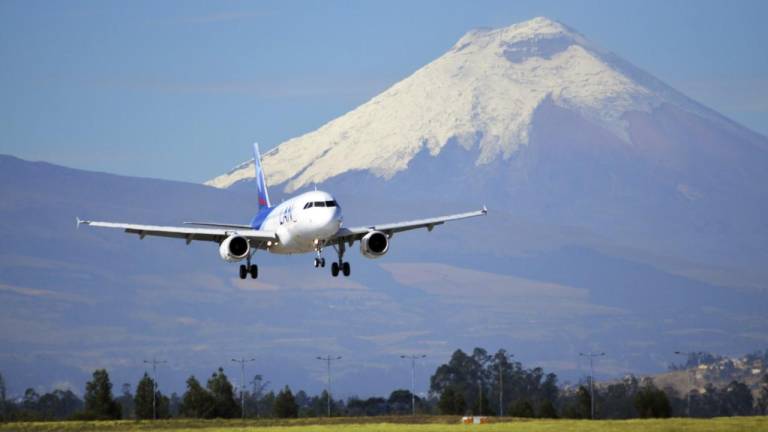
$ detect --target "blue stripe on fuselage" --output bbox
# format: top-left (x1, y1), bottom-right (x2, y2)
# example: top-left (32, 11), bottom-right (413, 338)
top-left (250, 206), bottom-right (274, 229)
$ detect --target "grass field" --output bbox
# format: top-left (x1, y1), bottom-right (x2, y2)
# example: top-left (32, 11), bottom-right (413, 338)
top-left (2, 416), bottom-right (767, 432)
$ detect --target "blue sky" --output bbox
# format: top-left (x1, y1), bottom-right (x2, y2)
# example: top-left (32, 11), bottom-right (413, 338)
top-left (1, 0), bottom-right (766, 183)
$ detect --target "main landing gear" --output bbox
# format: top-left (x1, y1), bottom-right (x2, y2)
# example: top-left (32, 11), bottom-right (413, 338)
top-left (239, 255), bottom-right (258, 279)
top-left (331, 261), bottom-right (351, 277)
top-left (330, 240), bottom-right (351, 277)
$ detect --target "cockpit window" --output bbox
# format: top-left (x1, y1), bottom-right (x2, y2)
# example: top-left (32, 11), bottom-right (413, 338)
top-left (305, 200), bottom-right (337, 209)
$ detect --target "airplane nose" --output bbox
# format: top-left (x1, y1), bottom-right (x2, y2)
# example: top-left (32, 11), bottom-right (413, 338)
top-left (329, 208), bottom-right (342, 227)
top-left (318, 208), bottom-right (338, 225)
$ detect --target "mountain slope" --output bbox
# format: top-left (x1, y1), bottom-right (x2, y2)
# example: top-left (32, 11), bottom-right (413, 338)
top-left (206, 17), bottom-right (764, 192)
top-left (206, 17), bottom-right (768, 273)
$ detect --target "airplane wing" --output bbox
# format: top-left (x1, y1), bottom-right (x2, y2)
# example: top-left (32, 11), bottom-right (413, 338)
top-left (76, 218), bottom-right (276, 245)
top-left (332, 207), bottom-right (487, 244)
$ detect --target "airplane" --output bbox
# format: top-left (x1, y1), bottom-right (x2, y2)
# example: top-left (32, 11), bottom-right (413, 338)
top-left (78, 143), bottom-right (487, 279)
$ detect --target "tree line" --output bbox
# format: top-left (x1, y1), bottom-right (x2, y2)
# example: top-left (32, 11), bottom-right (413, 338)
top-left (2, 347), bottom-right (767, 421)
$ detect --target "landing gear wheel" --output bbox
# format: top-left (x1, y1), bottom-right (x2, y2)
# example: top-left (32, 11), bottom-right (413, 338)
top-left (314, 258), bottom-right (320, 268)
top-left (320, 258), bottom-right (326, 268)
top-left (239, 265), bottom-right (247, 279)
top-left (331, 262), bottom-right (339, 277)
top-left (249, 264), bottom-right (258, 279)
top-left (342, 262), bottom-right (351, 277)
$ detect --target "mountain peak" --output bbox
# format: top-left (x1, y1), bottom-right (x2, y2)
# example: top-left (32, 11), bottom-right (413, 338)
top-left (453, 17), bottom-right (583, 52)
top-left (206, 18), bottom-right (728, 192)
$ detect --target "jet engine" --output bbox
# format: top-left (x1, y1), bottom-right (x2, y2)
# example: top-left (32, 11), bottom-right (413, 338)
top-left (219, 235), bottom-right (250, 262)
top-left (360, 231), bottom-right (389, 259)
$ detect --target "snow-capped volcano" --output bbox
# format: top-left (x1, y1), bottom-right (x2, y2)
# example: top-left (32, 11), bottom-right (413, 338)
top-left (206, 17), bottom-right (741, 191)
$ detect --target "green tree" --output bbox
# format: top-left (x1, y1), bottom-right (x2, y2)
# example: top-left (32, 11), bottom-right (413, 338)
top-left (438, 386), bottom-right (465, 415)
top-left (562, 386), bottom-right (591, 419)
top-left (22, 388), bottom-right (39, 411)
top-left (538, 399), bottom-right (558, 418)
top-left (757, 374), bottom-right (768, 415)
top-left (180, 376), bottom-right (215, 418)
top-left (0, 372), bottom-right (5, 404)
top-left (0, 372), bottom-right (5, 421)
top-left (169, 392), bottom-right (182, 417)
top-left (387, 389), bottom-right (417, 415)
top-left (600, 376), bottom-right (639, 419)
top-left (346, 396), bottom-right (387, 416)
top-left (721, 380), bottom-right (753, 416)
top-left (431, 349), bottom-right (486, 412)
top-left (135, 373), bottom-right (159, 419)
top-left (471, 386), bottom-right (494, 416)
top-left (431, 347), bottom-right (559, 417)
top-left (302, 390), bottom-right (330, 417)
top-left (206, 367), bottom-right (240, 418)
top-left (634, 384), bottom-right (671, 418)
top-left (273, 386), bottom-right (298, 418)
top-left (508, 399), bottom-right (535, 418)
top-left (115, 383), bottom-right (134, 419)
top-left (83, 369), bottom-right (121, 419)
top-left (258, 391), bottom-right (276, 418)
top-left (37, 389), bottom-right (83, 420)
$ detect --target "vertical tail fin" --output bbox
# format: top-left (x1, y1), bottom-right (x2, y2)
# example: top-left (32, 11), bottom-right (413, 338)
top-left (253, 142), bottom-right (271, 210)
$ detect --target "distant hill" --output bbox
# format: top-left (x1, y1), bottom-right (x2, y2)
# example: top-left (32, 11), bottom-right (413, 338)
top-left (2, 17), bottom-right (768, 399)
top-left (652, 352), bottom-right (767, 398)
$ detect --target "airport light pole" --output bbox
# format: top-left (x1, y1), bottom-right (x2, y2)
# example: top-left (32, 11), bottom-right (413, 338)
top-left (498, 353), bottom-right (514, 417)
top-left (143, 358), bottom-right (167, 420)
top-left (478, 381), bottom-right (483, 416)
top-left (579, 352), bottom-right (605, 420)
top-left (400, 354), bottom-right (426, 415)
top-left (674, 351), bottom-right (701, 417)
top-left (316, 355), bottom-right (342, 417)
top-left (231, 357), bottom-right (256, 420)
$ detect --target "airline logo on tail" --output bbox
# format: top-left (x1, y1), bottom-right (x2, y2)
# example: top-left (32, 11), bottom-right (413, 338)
top-left (253, 143), bottom-right (271, 209)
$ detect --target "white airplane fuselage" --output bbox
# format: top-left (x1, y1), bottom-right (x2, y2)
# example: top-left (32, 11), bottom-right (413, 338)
top-left (256, 190), bottom-right (342, 254)
top-left (78, 143), bottom-right (487, 279)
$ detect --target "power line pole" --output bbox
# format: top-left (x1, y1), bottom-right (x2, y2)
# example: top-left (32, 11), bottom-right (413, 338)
top-left (143, 358), bottom-right (167, 420)
top-left (498, 352), bottom-right (514, 417)
top-left (674, 351), bottom-right (701, 417)
top-left (231, 357), bottom-right (256, 420)
top-left (316, 355), bottom-right (341, 417)
top-left (579, 352), bottom-right (605, 420)
top-left (400, 354), bottom-right (426, 416)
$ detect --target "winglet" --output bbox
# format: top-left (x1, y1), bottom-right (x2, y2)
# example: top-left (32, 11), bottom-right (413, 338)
top-left (482, 205), bottom-right (488, 214)
top-left (76, 217), bottom-right (87, 229)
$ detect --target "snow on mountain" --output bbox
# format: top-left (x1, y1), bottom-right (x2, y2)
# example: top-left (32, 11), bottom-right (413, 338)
top-left (206, 17), bottom-right (732, 191)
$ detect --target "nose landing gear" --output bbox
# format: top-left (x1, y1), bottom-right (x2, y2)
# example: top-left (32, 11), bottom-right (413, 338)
top-left (313, 241), bottom-right (326, 268)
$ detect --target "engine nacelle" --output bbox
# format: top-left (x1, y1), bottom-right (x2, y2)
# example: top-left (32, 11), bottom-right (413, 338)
top-left (360, 230), bottom-right (389, 259)
top-left (219, 235), bottom-right (250, 262)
